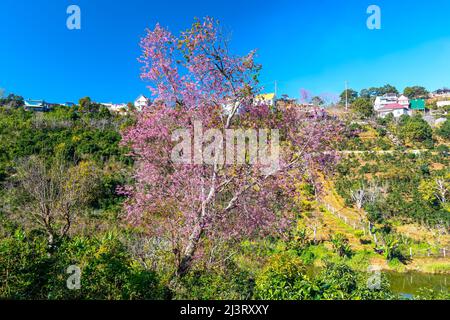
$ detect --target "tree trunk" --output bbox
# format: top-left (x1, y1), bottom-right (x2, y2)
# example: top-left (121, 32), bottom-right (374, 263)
top-left (176, 222), bottom-right (204, 277)
top-left (47, 232), bottom-right (56, 256)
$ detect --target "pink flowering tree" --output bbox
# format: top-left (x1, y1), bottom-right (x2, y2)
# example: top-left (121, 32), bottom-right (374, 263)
top-left (121, 17), bottom-right (342, 277)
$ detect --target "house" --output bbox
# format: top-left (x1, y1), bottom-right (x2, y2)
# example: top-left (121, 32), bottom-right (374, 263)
top-left (255, 93), bottom-right (276, 108)
top-left (24, 99), bottom-right (51, 112)
top-left (376, 103), bottom-right (411, 118)
top-left (374, 93), bottom-right (399, 111)
top-left (431, 88), bottom-right (450, 98)
top-left (437, 101), bottom-right (450, 108)
top-left (410, 99), bottom-right (426, 111)
top-left (398, 95), bottom-right (410, 107)
top-left (134, 95), bottom-right (150, 111)
top-left (374, 94), bottom-right (414, 118)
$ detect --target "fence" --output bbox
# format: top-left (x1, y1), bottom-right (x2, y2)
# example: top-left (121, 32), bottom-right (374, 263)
top-left (319, 200), bottom-right (449, 259)
top-left (408, 247), bottom-right (448, 259)
top-left (321, 201), bottom-right (370, 235)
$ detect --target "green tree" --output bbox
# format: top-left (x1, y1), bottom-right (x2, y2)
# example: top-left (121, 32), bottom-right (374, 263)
top-left (378, 84), bottom-right (399, 95)
top-left (437, 119), bottom-right (450, 139)
top-left (254, 253), bottom-right (316, 300)
top-left (360, 88), bottom-right (377, 99)
top-left (1, 93), bottom-right (24, 108)
top-left (0, 231), bottom-right (167, 300)
top-left (339, 89), bottom-right (358, 106)
top-left (399, 115), bottom-right (433, 145)
top-left (78, 97), bottom-right (100, 113)
top-left (352, 97), bottom-right (374, 119)
top-left (403, 86), bottom-right (429, 99)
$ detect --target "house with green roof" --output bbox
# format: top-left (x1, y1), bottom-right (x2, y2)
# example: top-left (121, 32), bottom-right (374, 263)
top-left (410, 99), bottom-right (426, 111)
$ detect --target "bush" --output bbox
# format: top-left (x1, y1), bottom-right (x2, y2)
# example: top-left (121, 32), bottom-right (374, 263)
top-left (173, 265), bottom-right (254, 300)
top-left (330, 233), bottom-right (353, 258)
top-left (315, 263), bottom-right (395, 300)
top-left (415, 288), bottom-right (450, 300)
top-left (437, 119), bottom-right (450, 140)
top-left (254, 253), bottom-right (316, 300)
top-left (0, 230), bottom-right (167, 300)
top-left (399, 115), bottom-right (433, 146)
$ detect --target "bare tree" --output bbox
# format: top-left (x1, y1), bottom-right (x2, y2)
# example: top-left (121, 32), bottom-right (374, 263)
top-left (12, 156), bottom-right (100, 248)
top-left (434, 178), bottom-right (448, 204)
top-left (351, 189), bottom-right (366, 210)
top-left (351, 181), bottom-right (385, 210)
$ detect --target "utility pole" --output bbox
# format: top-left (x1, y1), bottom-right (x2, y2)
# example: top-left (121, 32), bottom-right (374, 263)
top-left (274, 80), bottom-right (278, 97)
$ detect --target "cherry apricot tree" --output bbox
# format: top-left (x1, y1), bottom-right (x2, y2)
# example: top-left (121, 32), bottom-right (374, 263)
top-left (121, 17), bottom-right (341, 276)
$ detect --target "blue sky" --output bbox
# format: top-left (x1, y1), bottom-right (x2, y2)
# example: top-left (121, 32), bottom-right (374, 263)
top-left (0, 0), bottom-right (449, 103)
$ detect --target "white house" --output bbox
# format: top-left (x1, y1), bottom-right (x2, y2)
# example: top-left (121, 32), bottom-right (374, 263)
top-left (374, 94), bottom-right (412, 118)
top-left (24, 99), bottom-right (51, 112)
top-left (437, 101), bottom-right (450, 108)
top-left (377, 103), bottom-right (411, 118)
top-left (134, 95), bottom-right (150, 111)
top-left (374, 93), bottom-right (399, 111)
top-left (398, 95), bottom-right (410, 107)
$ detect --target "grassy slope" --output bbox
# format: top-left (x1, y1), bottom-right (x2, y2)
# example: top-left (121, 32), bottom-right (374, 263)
top-left (317, 176), bottom-right (450, 274)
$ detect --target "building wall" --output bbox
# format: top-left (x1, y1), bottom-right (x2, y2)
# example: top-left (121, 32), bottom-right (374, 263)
top-left (437, 101), bottom-right (450, 108)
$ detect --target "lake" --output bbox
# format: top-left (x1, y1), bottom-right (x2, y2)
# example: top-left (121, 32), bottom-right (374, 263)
top-left (385, 271), bottom-right (449, 296)
top-left (305, 266), bottom-right (449, 297)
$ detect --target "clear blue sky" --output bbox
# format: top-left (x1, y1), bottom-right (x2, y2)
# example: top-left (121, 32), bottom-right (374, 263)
top-left (1, 0), bottom-right (449, 103)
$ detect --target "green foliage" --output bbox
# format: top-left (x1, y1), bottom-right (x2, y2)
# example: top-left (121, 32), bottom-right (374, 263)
top-left (0, 230), bottom-right (167, 300)
top-left (0, 93), bottom-right (24, 108)
top-left (173, 265), bottom-right (254, 300)
top-left (339, 89), bottom-right (358, 105)
top-left (352, 98), bottom-right (374, 119)
top-left (254, 257), bottom-right (395, 300)
top-left (381, 234), bottom-right (405, 262)
top-left (0, 107), bottom-right (132, 207)
top-left (415, 288), bottom-right (450, 300)
top-left (334, 149), bottom-right (449, 227)
top-left (360, 85), bottom-right (398, 99)
top-left (254, 253), bottom-right (315, 300)
top-left (330, 233), bottom-right (353, 258)
top-left (437, 119), bottom-right (450, 140)
top-left (399, 115), bottom-right (433, 146)
top-left (403, 86), bottom-right (429, 99)
top-left (315, 263), bottom-right (395, 300)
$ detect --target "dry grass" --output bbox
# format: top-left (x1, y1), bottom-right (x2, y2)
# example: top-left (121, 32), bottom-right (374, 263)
top-left (395, 224), bottom-right (450, 248)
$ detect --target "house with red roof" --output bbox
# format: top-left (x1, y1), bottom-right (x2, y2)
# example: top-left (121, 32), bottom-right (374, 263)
top-left (377, 103), bottom-right (412, 118)
top-left (374, 94), bottom-right (412, 118)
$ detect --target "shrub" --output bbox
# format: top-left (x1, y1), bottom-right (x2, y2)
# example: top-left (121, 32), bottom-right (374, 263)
top-left (254, 253), bottom-right (316, 300)
top-left (437, 119), bottom-right (450, 139)
top-left (315, 262), bottom-right (395, 300)
top-left (330, 233), bottom-right (353, 258)
top-left (0, 230), bottom-right (167, 300)
top-left (173, 265), bottom-right (254, 300)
